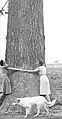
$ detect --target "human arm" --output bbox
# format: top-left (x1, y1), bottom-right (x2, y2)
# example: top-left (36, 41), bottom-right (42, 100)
top-left (3, 63), bottom-right (9, 69)
top-left (19, 67), bottom-right (40, 73)
top-left (6, 67), bottom-right (39, 73)
top-left (7, 67), bottom-right (22, 71)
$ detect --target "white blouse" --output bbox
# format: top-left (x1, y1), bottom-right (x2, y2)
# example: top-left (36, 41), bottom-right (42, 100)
top-left (34, 65), bottom-right (46, 76)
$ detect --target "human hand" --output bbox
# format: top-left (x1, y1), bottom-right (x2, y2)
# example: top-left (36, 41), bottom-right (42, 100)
top-left (20, 68), bottom-right (23, 71)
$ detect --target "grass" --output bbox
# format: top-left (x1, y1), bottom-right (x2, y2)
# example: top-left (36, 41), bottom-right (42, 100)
top-left (0, 64), bottom-right (62, 119)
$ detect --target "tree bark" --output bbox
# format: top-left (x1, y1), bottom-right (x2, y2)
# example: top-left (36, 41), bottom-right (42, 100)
top-left (5, 0), bottom-right (45, 97)
top-left (5, 0), bottom-right (45, 68)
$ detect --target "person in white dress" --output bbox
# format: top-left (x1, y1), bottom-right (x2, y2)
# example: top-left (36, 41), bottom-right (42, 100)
top-left (19, 60), bottom-right (51, 102)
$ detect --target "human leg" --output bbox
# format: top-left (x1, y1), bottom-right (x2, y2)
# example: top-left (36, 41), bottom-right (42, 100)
top-left (4, 76), bottom-right (11, 95)
top-left (40, 94), bottom-right (51, 102)
top-left (0, 92), bottom-right (6, 106)
top-left (0, 92), bottom-right (3, 99)
top-left (45, 94), bottom-right (51, 102)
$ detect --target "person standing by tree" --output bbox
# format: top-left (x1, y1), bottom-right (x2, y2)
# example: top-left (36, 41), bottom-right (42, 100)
top-left (0, 60), bottom-right (11, 105)
top-left (19, 59), bottom-right (51, 102)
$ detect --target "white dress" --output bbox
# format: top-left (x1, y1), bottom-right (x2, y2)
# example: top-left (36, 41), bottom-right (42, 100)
top-left (37, 66), bottom-right (51, 95)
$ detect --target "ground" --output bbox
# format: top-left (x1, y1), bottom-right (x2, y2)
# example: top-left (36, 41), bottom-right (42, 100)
top-left (0, 106), bottom-right (62, 119)
top-left (0, 64), bottom-right (62, 119)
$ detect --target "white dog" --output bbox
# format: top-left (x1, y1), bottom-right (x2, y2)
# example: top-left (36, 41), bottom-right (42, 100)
top-left (12, 96), bottom-right (56, 118)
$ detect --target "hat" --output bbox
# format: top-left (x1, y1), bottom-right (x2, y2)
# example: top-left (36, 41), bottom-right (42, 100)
top-left (0, 60), bottom-right (4, 66)
top-left (0, 60), bottom-right (9, 69)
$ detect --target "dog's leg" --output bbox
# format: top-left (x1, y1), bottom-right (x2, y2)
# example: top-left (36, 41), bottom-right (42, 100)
top-left (24, 107), bottom-right (31, 118)
top-left (34, 104), bottom-right (40, 117)
top-left (44, 104), bottom-right (49, 116)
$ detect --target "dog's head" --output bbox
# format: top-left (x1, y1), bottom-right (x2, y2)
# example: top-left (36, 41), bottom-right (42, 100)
top-left (12, 98), bottom-right (20, 105)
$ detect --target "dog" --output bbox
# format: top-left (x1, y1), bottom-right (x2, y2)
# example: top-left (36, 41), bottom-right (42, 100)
top-left (12, 96), bottom-right (56, 118)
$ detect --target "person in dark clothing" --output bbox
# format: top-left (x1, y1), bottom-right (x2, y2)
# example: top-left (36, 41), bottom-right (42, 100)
top-left (0, 60), bottom-right (11, 105)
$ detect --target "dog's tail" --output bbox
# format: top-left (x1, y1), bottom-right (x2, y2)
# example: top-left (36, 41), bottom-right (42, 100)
top-left (45, 99), bottom-right (56, 107)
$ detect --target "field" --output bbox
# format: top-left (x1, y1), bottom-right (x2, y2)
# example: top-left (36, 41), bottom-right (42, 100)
top-left (0, 64), bottom-right (62, 119)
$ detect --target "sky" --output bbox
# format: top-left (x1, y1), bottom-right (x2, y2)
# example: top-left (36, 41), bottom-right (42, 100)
top-left (0, 0), bottom-right (62, 64)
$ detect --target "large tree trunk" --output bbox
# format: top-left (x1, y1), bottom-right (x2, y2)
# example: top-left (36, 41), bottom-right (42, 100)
top-left (5, 0), bottom-right (45, 68)
top-left (5, 0), bottom-right (45, 98)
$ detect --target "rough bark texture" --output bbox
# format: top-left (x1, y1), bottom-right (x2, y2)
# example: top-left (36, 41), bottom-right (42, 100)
top-left (5, 0), bottom-right (45, 98)
top-left (5, 0), bottom-right (45, 68)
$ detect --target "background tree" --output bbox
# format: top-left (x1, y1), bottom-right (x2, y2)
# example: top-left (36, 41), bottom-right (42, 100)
top-left (5, 0), bottom-right (45, 97)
